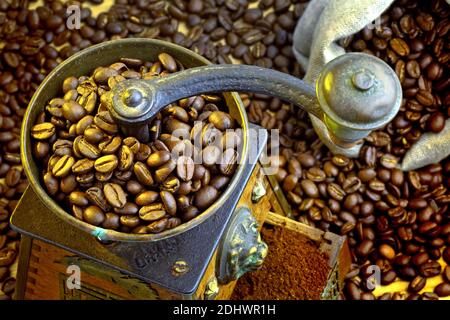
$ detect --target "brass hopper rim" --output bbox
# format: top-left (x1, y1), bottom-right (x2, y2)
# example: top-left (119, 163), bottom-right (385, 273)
top-left (21, 38), bottom-right (249, 242)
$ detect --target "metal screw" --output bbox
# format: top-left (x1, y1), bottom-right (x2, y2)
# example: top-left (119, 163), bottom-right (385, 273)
top-left (172, 260), bottom-right (189, 276)
top-left (352, 71), bottom-right (375, 91)
top-left (122, 88), bottom-right (143, 107)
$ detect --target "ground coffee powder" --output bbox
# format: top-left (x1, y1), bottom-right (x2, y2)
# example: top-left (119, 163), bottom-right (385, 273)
top-left (231, 225), bottom-right (330, 300)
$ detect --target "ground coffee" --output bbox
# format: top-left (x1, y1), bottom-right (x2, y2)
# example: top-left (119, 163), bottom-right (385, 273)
top-left (231, 225), bottom-right (330, 300)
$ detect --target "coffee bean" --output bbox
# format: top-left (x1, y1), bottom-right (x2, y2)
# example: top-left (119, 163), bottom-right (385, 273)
top-left (345, 281), bottom-right (361, 300)
top-left (209, 111), bottom-right (233, 130)
top-left (434, 283), bottom-right (450, 297)
top-left (158, 53), bottom-right (177, 72)
top-left (419, 261), bottom-right (441, 278)
top-left (390, 38), bottom-right (410, 56)
top-left (194, 186), bottom-right (218, 210)
top-left (94, 155), bottom-right (118, 173)
top-left (74, 136), bottom-right (101, 159)
top-left (427, 112), bottom-right (445, 133)
top-left (139, 203), bottom-right (166, 222)
top-left (443, 247), bottom-right (450, 265)
top-left (102, 213), bottom-right (120, 230)
top-left (86, 187), bottom-right (110, 212)
top-left (160, 191), bottom-right (177, 216)
top-left (31, 122), bottom-right (55, 140)
top-left (409, 275), bottom-right (426, 293)
top-left (381, 269), bottom-right (397, 285)
top-left (355, 239), bottom-right (374, 257)
top-left (176, 155), bottom-right (194, 182)
top-left (104, 183), bottom-right (127, 209)
top-left (379, 244), bottom-right (396, 260)
top-left (82, 206), bottom-right (105, 226)
top-left (0, 248), bottom-right (16, 267)
top-left (443, 266), bottom-right (450, 283)
top-left (146, 150), bottom-right (171, 167)
top-left (134, 162), bottom-right (154, 186)
top-left (327, 183), bottom-right (346, 201)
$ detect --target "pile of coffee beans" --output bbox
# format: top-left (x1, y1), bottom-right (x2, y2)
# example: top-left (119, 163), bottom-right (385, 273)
top-left (0, 0), bottom-right (449, 300)
top-left (31, 54), bottom-right (241, 234)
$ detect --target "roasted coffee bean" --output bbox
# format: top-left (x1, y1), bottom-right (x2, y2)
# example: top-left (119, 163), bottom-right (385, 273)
top-left (434, 283), bottom-right (450, 297)
top-left (0, 248), bottom-right (16, 267)
top-left (160, 191), bottom-right (177, 216)
top-left (74, 137), bottom-right (101, 159)
top-left (443, 247), bottom-right (450, 265)
top-left (120, 215), bottom-right (140, 228)
top-left (118, 145), bottom-right (133, 171)
top-left (72, 159), bottom-right (94, 174)
top-left (381, 269), bottom-right (397, 285)
top-left (86, 187), bottom-right (110, 212)
top-left (194, 186), bottom-right (218, 210)
top-left (99, 136), bottom-right (122, 155)
top-left (146, 150), bottom-right (171, 168)
top-left (379, 244), bottom-right (396, 260)
top-left (69, 191), bottom-right (89, 207)
top-left (419, 261), bottom-right (442, 278)
top-left (443, 266), bottom-right (450, 283)
top-left (409, 276), bottom-right (426, 293)
top-left (327, 183), bottom-right (346, 201)
top-left (209, 111), bottom-right (233, 130)
top-left (176, 156), bottom-right (194, 182)
top-left (158, 53), bottom-right (177, 72)
top-left (31, 122), bottom-right (55, 140)
top-left (83, 206), bottom-right (105, 226)
top-left (301, 180), bottom-right (319, 198)
top-left (147, 218), bottom-right (169, 233)
top-left (104, 183), bottom-right (127, 209)
top-left (94, 155), bottom-right (118, 173)
top-left (134, 162), bottom-right (154, 186)
top-left (139, 203), bottom-right (166, 222)
top-left (102, 213), bottom-right (120, 230)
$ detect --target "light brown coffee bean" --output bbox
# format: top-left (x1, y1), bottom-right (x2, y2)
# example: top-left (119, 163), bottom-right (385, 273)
top-left (219, 148), bottom-right (237, 175)
top-left (62, 100), bottom-right (86, 123)
top-left (119, 214), bottom-right (140, 228)
top-left (146, 150), bottom-right (171, 167)
top-left (69, 191), bottom-right (89, 207)
top-left (208, 111), bottom-right (233, 130)
top-left (74, 136), bottom-right (101, 159)
top-left (99, 136), bottom-right (122, 155)
top-left (72, 159), bottom-right (94, 174)
top-left (52, 155), bottom-right (75, 178)
top-left (139, 203), bottom-right (166, 222)
top-left (176, 155), bottom-right (194, 182)
top-left (104, 183), bottom-right (127, 209)
top-left (160, 191), bottom-right (177, 216)
top-left (31, 122), bottom-right (55, 140)
top-left (83, 205), bottom-right (105, 226)
top-left (134, 162), bottom-right (154, 186)
top-left (102, 213), bottom-right (120, 230)
top-left (86, 187), bottom-right (110, 212)
top-left (158, 53), bottom-right (177, 72)
top-left (135, 191), bottom-right (159, 206)
top-left (155, 159), bottom-right (176, 183)
top-left (94, 155), bottom-right (118, 173)
top-left (118, 145), bottom-right (134, 171)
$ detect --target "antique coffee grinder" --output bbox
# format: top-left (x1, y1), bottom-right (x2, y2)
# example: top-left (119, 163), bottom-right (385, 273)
top-left (11, 38), bottom-right (401, 300)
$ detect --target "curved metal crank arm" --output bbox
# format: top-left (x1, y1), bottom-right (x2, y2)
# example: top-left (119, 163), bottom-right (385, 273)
top-left (150, 64), bottom-right (323, 120)
top-left (108, 64), bottom-right (323, 127)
